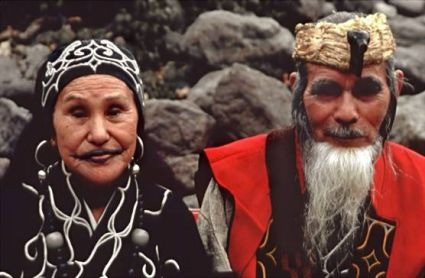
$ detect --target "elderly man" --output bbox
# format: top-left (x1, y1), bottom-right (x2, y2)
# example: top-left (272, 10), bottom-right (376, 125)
top-left (196, 12), bottom-right (425, 277)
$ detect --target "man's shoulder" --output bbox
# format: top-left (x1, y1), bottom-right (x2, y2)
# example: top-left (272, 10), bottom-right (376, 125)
top-left (382, 141), bottom-right (425, 192)
top-left (204, 134), bottom-right (268, 164)
top-left (387, 141), bottom-right (425, 169)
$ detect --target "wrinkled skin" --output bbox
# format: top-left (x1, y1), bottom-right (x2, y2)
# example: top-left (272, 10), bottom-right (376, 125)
top-left (52, 74), bottom-right (139, 188)
top-left (290, 63), bottom-right (404, 148)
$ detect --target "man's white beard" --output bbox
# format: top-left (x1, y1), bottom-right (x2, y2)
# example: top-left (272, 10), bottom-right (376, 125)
top-left (302, 139), bottom-right (382, 264)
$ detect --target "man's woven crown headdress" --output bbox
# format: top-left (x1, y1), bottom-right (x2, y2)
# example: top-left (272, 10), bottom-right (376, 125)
top-left (293, 13), bottom-right (395, 72)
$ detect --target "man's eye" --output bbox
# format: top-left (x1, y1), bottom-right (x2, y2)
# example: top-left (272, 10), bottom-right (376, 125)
top-left (311, 80), bottom-right (342, 97)
top-left (353, 77), bottom-right (382, 98)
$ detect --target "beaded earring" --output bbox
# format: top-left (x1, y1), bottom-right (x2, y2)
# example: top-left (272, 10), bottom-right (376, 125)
top-left (35, 140), bottom-right (69, 277)
top-left (128, 136), bottom-right (151, 276)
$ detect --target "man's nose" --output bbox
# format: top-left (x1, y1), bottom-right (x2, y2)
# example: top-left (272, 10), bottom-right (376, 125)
top-left (87, 115), bottom-right (110, 145)
top-left (334, 92), bottom-right (359, 126)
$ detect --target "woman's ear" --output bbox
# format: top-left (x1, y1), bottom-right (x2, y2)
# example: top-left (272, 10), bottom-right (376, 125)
top-left (50, 138), bottom-right (57, 147)
top-left (288, 72), bottom-right (298, 92)
top-left (394, 69), bottom-right (404, 97)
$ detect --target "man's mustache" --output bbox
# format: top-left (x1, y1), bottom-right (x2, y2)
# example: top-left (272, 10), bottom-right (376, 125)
top-left (324, 127), bottom-right (365, 139)
top-left (75, 148), bottom-right (123, 160)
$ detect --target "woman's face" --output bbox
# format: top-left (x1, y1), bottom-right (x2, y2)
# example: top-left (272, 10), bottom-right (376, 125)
top-left (52, 74), bottom-right (139, 187)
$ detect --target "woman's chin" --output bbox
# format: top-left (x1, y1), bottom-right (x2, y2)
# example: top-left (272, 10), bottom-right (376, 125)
top-left (71, 165), bottom-right (129, 189)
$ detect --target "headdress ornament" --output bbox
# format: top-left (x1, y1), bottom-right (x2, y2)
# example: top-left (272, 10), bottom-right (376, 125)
top-left (293, 13), bottom-right (395, 73)
top-left (40, 39), bottom-right (144, 112)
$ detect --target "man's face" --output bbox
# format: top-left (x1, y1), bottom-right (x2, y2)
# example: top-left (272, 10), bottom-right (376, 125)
top-left (302, 63), bottom-right (392, 148)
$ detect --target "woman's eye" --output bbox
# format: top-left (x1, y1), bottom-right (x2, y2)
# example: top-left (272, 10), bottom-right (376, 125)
top-left (107, 106), bottom-right (122, 117)
top-left (70, 108), bottom-right (86, 118)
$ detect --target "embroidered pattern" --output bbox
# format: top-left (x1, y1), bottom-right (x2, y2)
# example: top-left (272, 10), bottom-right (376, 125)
top-left (41, 39), bottom-right (143, 108)
top-left (16, 161), bottom-right (180, 277)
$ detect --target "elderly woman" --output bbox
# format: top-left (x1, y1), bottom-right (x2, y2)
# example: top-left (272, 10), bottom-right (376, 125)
top-left (0, 39), bottom-right (208, 277)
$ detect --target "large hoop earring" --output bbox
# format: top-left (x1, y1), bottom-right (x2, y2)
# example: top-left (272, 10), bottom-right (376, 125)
top-left (135, 136), bottom-right (144, 161)
top-left (34, 140), bottom-right (57, 182)
top-left (35, 140), bottom-right (50, 169)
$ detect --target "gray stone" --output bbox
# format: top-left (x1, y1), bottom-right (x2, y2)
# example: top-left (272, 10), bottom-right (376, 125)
top-left (389, 15), bottom-right (425, 47)
top-left (389, 0), bottom-right (425, 16)
top-left (0, 98), bottom-right (32, 157)
top-left (0, 157), bottom-right (10, 181)
top-left (21, 44), bottom-right (50, 80)
top-left (187, 69), bottom-right (228, 114)
top-left (0, 55), bottom-right (35, 105)
top-left (0, 80), bottom-right (34, 107)
top-left (0, 41), bottom-right (12, 57)
top-left (395, 44), bottom-right (425, 94)
top-left (35, 24), bottom-right (77, 46)
top-left (374, 1), bottom-right (398, 18)
top-left (390, 91), bottom-right (425, 155)
top-left (334, 0), bottom-right (375, 14)
top-left (321, 2), bottom-right (336, 17)
top-left (0, 56), bottom-right (22, 84)
top-left (181, 10), bottom-right (294, 78)
top-left (298, 0), bottom-right (326, 21)
top-left (164, 154), bottom-right (199, 195)
top-left (188, 63), bottom-right (293, 144)
top-left (144, 99), bottom-right (216, 156)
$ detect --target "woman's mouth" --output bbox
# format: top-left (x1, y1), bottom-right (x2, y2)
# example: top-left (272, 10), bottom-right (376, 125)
top-left (87, 153), bottom-right (113, 163)
top-left (75, 149), bottom-right (122, 163)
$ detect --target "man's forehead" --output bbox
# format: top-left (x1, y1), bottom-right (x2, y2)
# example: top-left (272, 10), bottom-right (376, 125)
top-left (306, 62), bottom-right (387, 81)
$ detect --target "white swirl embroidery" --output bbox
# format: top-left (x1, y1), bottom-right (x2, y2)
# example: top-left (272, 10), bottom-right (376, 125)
top-left (41, 39), bottom-right (143, 108)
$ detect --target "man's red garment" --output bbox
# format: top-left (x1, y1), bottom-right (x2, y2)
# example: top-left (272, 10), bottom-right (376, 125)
top-left (204, 129), bottom-right (425, 277)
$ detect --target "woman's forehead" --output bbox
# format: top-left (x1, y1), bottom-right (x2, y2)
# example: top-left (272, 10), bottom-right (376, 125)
top-left (59, 74), bottom-right (134, 100)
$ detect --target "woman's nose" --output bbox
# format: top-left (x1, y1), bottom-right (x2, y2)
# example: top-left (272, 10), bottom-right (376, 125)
top-left (87, 115), bottom-right (110, 145)
top-left (334, 92), bottom-right (359, 126)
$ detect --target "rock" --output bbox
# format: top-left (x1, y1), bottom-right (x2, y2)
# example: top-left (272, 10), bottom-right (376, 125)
top-left (36, 24), bottom-right (77, 47)
top-left (374, 1), bottom-right (398, 18)
top-left (163, 31), bottom-right (183, 56)
top-left (0, 56), bottom-right (22, 84)
top-left (389, 0), bottom-right (425, 16)
top-left (0, 41), bottom-right (12, 57)
top-left (0, 157), bottom-right (11, 182)
top-left (298, 0), bottom-right (327, 21)
top-left (0, 80), bottom-right (35, 109)
top-left (334, 0), bottom-right (375, 14)
top-left (164, 154), bottom-right (199, 195)
top-left (395, 44), bottom-right (425, 94)
top-left (0, 98), bottom-right (32, 157)
top-left (144, 99), bottom-right (216, 156)
top-left (21, 44), bottom-right (51, 80)
top-left (0, 56), bottom-right (35, 108)
top-left (321, 2), bottom-right (336, 17)
top-left (389, 15), bottom-right (425, 47)
top-left (390, 91), bottom-right (425, 155)
top-left (188, 63), bottom-right (293, 145)
top-left (181, 10), bottom-right (294, 79)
